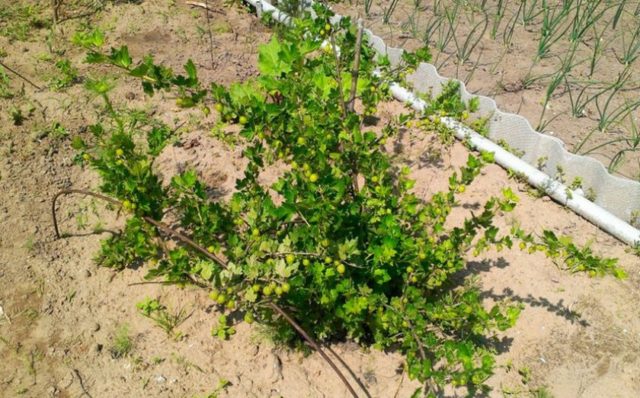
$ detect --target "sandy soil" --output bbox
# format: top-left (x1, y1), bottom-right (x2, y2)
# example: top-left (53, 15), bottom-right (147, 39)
top-left (332, 0), bottom-right (640, 181)
top-left (1, 1), bottom-right (639, 398)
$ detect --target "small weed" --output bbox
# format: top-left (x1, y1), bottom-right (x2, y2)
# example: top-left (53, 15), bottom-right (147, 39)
top-left (21, 308), bottom-right (40, 323)
top-left (0, 66), bottom-right (12, 98)
top-left (0, 4), bottom-right (49, 42)
top-left (76, 212), bottom-right (89, 230)
top-left (110, 324), bottom-right (133, 358)
top-left (137, 297), bottom-right (190, 339)
top-left (530, 385), bottom-right (554, 398)
top-left (536, 156), bottom-right (548, 171)
top-left (585, 187), bottom-right (597, 202)
top-left (24, 347), bottom-right (44, 384)
top-left (50, 59), bottom-right (79, 90)
top-left (507, 169), bottom-right (528, 184)
top-left (203, 379), bottom-right (231, 398)
top-left (211, 22), bottom-right (232, 34)
top-left (172, 353), bottom-right (205, 373)
top-left (518, 366), bottom-right (531, 384)
top-left (36, 122), bottom-right (69, 140)
top-left (568, 177), bottom-right (583, 191)
top-left (497, 139), bottom-right (525, 158)
top-left (23, 235), bottom-right (35, 252)
top-left (630, 210), bottom-right (640, 228)
top-left (10, 107), bottom-right (26, 126)
top-left (151, 356), bottom-right (165, 365)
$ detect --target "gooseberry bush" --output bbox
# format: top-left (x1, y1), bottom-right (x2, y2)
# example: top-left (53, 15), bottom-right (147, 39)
top-left (64, 4), bottom-right (623, 396)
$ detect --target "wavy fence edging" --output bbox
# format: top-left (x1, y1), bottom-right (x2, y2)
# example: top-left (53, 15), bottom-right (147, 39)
top-left (244, 0), bottom-right (640, 246)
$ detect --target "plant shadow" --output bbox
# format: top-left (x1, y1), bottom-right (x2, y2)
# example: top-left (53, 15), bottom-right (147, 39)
top-left (460, 258), bottom-right (589, 327)
top-left (482, 287), bottom-right (589, 327)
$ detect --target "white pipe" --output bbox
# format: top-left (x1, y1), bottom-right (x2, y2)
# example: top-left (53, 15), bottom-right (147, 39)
top-left (241, 0), bottom-right (640, 247)
top-left (389, 83), bottom-right (640, 246)
top-left (246, 0), bottom-right (292, 24)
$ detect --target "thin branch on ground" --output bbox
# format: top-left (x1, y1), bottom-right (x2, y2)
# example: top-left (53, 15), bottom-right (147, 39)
top-left (185, 1), bottom-right (226, 14)
top-left (203, 0), bottom-right (216, 68)
top-left (0, 61), bottom-right (42, 90)
top-left (268, 302), bottom-right (360, 398)
top-left (73, 368), bottom-right (93, 398)
top-left (326, 344), bottom-right (372, 398)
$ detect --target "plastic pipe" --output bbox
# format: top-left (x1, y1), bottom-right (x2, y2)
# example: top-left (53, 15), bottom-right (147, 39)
top-left (389, 83), bottom-right (640, 246)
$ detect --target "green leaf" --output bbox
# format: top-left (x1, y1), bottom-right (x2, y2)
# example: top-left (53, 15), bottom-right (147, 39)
top-left (110, 46), bottom-right (132, 69)
top-left (258, 37), bottom-right (291, 77)
top-left (200, 262), bottom-right (214, 280)
top-left (244, 288), bottom-right (257, 303)
top-left (184, 59), bottom-right (197, 81)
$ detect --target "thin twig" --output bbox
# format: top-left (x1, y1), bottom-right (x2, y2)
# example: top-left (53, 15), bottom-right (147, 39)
top-left (203, 0), bottom-right (216, 68)
top-left (73, 368), bottom-right (93, 398)
top-left (127, 281), bottom-right (182, 286)
top-left (185, 1), bottom-right (226, 14)
top-left (347, 19), bottom-right (364, 112)
top-left (268, 302), bottom-right (359, 398)
top-left (0, 61), bottom-right (42, 90)
top-left (392, 370), bottom-right (405, 398)
top-left (326, 345), bottom-right (372, 398)
top-left (52, 0), bottom-right (61, 25)
top-left (296, 211), bottom-right (311, 227)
